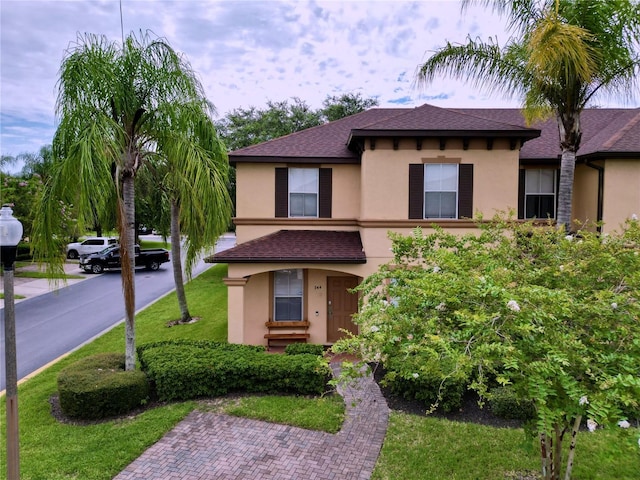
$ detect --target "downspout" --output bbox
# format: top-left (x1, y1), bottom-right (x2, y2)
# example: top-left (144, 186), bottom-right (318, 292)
top-left (585, 160), bottom-right (604, 233)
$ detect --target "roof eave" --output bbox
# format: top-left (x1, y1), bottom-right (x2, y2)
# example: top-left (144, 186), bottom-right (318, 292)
top-left (347, 129), bottom-right (541, 150)
top-left (229, 155), bottom-right (360, 165)
top-left (207, 257), bottom-right (367, 264)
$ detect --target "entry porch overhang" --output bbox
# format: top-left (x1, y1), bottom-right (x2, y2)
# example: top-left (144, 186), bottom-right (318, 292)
top-left (206, 230), bottom-right (367, 264)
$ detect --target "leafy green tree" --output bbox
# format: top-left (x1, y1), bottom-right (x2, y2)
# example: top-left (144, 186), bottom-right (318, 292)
top-left (320, 92), bottom-right (379, 122)
top-left (19, 145), bottom-right (55, 181)
top-left (416, 0), bottom-right (640, 230)
top-left (215, 98), bottom-right (322, 151)
top-left (335, 215), bottom-right (640, 480)
top-left (0, 173), bottom-right (45, 239)
top-left (33, 31), bottom-right (220, 370)
top-left (141, 105), bottom-right (232, 323)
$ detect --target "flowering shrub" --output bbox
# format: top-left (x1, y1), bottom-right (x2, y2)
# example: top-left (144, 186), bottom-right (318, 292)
top-left (334, 214), bottom-right (640, 480)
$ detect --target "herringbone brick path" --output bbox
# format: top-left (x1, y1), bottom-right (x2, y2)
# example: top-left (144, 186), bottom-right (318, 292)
top-left (114, 364), bottom-right (389, 479)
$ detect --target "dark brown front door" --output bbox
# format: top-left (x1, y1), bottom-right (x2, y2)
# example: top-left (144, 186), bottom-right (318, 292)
top-left (327, 276), bottom-right (359, 343)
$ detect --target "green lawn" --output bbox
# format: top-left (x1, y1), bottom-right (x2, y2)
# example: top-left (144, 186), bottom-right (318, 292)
top-left (1, 263), bottom-right (638, 480)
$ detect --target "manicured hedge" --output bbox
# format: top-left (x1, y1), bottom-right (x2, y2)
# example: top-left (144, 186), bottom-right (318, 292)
top-left (57, 353), bottom-right (150, 419)
top-left (284, 343), bottom-right (325, 356)
top-left (137, 340), bottom-right (332, 401)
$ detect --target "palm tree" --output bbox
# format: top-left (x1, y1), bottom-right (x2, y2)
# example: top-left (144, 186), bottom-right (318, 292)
top-left (143, 103), bottom-right (232, 323)
top-left (32, 31), bottom-right (222, 370)
top-left (416, 0), bottom-right (640, 230)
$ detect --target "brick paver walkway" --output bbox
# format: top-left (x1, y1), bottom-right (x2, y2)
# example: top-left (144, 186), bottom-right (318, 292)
top-left (114, 364), bottom-right (389, 479)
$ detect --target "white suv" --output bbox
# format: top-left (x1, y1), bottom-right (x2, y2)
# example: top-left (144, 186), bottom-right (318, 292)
top-left (66, 237), bottom-right (118, 259)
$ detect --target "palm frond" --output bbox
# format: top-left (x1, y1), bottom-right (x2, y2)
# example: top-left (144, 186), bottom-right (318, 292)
top-left (415, 36), bottom-right (529, 100)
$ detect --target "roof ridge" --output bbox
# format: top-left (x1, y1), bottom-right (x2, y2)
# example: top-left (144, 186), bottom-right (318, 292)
top-left (602, 109), bottom-right (640, 150)
top-left (361, 103), bottom-right (537, 132)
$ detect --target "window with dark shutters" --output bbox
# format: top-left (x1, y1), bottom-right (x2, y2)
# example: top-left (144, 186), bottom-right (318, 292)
top-left (274, 167), bottom-right (332, 218)
top-left (409, 163), bottom-right (473, 220)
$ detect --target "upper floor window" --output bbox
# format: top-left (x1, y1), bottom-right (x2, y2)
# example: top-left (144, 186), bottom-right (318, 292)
top-left (275, 167), bottom-right (332, 218)
top-left (523, 169), bottom-right (556, 219)
top-left (274, 269), bottom-right (304, 321)
top-left (424, 164), bottom-right (458, 219)
top-left (409, 163), bottom-right (473, 220)
top-left (289, 168), bottom-right (318, 217)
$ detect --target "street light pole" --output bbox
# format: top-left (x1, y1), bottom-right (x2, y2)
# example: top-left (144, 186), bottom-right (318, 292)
top-left (0, 204), bottom-right (23, 480)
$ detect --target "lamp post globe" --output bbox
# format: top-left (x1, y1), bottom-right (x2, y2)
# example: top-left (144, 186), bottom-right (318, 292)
top-left (1, 203), bottom-right (23, 480)
top-left (0, 204), bottom-right (23, 264)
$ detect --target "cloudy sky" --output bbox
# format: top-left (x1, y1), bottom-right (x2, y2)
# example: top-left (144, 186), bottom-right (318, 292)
top-left (1, 0), bottom-right (637, 163)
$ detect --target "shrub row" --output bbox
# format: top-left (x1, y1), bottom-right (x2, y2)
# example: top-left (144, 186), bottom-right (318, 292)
top-left (137, 340), bottom-right (332, 402)
top-left (57, 353), bottom-right (150, 419)
top-left (284, 343), bottom-right (325, 356)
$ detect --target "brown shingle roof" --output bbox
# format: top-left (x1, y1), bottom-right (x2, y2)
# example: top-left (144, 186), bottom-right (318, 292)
top-left (453, 108), bottom-right (640, 160)
top-left (229, 104), bottom-right (640, 164)
top-left (229, 108), bottom-right (407, 164)
top-left (206, 230), bottom-right (366, 264)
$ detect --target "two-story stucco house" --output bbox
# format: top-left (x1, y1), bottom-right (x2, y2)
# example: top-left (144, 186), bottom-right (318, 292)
top-left (209, 103), bottom-right (640, 347)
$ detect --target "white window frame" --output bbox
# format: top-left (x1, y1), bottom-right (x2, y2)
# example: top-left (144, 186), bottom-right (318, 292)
top-left (524, 169), bottom-right (556, 219)
top-left (289, 168), bottom-right (319, 218)
top-left (424, 163), bottom-right (458, 219)
top-left (273, 269), bottom-right (304, 321)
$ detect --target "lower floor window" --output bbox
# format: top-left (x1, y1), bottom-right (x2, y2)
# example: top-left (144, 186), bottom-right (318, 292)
top-left (274, 269), bottom-right (303, 321)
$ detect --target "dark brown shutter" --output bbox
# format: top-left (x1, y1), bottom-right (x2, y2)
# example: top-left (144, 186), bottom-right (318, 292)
top-left (408, 164), bottom-right (424, 219)
top-left (518, 169), bottom-right (526, 219)
top-left (458, 164), bottom-right (473, 219)
top-left (275, 168), bottom-right (288, 217)
top-left (319, 168), bottom-right (332, 218)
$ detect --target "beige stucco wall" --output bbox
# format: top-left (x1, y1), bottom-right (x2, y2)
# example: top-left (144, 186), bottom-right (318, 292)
top-left (235, 164), bottom-right (276, 220)
top-left (572, 163), bottom-right (600, 228)
top-left (601, 158), bottom-right (640, 233)
top-left (360, 138), bottom-right (521, 221)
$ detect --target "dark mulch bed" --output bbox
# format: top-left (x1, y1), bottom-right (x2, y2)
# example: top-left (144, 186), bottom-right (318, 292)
top-left (370, 363), bottom-right (526, 429)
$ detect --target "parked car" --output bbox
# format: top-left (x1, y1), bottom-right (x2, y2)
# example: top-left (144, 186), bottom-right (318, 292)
top-left (137, 225), bottom-right (153, 235)
top-left (66, 237), bottom-right (118, 259)
top-left (79, 244), bottom-right (170, 274)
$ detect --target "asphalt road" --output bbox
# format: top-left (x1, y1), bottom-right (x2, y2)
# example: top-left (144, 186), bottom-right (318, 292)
top-left (0, 235), bottom-right (235, 390)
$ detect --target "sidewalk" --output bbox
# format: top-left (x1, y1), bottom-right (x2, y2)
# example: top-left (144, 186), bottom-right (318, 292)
top-left (0, 262), bottom-right (89, 309)
top-left (115, 363), bottom-right (389, 480)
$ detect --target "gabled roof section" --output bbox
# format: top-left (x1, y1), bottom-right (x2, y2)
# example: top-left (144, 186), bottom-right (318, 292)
top-left (228, 108), bottom-right (407, 165)
top-left (347, 103), bottom-right (540, 147)
top-left (206, 230), bottom-right (367, 264)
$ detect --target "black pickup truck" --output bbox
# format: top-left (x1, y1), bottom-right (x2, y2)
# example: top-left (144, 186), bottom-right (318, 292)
top-left (79, 244), bottom-right (170, 274)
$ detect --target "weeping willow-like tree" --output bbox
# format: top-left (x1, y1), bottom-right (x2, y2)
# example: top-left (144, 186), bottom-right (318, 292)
top-left (416, 0), bottom-right (640, 231)
top-left (140, 102), bottom-right (232, 323)
top-left (32, 31), bottom-right (226, 370)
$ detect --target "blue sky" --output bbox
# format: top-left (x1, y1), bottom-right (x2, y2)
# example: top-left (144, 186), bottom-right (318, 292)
top-left (1, 0), bottom-right (637, 165)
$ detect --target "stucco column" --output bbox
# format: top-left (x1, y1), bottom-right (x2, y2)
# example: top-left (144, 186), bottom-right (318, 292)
top-left (223, 277), bottom-right (248, 343)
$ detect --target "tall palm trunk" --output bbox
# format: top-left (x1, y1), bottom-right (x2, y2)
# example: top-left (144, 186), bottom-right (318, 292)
top-left (121, 174), bottom-right (136, 370)
top-left (556, 149), bottom-right (576, 231)
top-left (555, 112), bottom-right (581, 232)
top-left (170, 199), bottom-right (191, 322)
